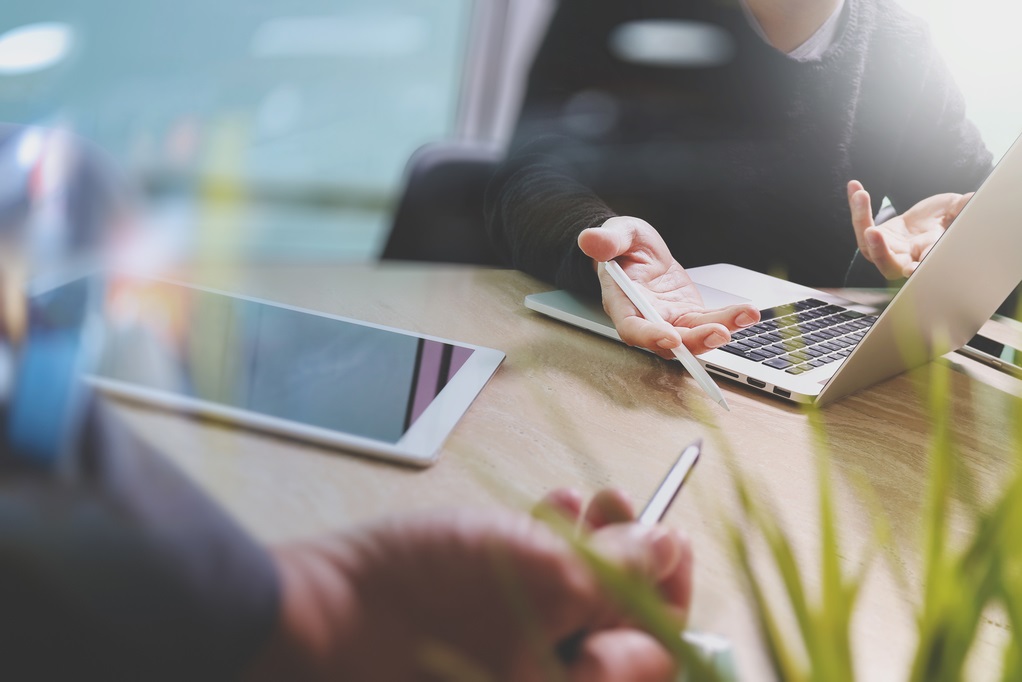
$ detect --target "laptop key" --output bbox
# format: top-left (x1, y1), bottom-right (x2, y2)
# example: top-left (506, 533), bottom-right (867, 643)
top-left (764, 357), bottom-right (793, 369)
top-left (786, 366), bottom-right (806, 375)
top-left (720, 343), bottom-right (755, 357)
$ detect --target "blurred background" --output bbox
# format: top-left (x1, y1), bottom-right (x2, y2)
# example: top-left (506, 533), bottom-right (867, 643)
top-left (0, 0), bottom-right (1017, 266)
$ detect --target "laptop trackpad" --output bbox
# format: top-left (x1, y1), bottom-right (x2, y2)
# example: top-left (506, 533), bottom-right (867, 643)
top-left (695, 284), bottom-right (752, 309)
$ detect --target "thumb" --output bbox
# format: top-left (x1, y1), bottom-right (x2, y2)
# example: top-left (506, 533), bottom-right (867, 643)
top-left (567, 629), bottom-right (678, 682)
top-left (578, 216), bottom-right (661, 263)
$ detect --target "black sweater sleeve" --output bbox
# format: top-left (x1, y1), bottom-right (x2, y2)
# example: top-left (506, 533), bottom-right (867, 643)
top-left (485, 135), bottom-right (614, 297)
top-left (0, 393), bottom-right (279, 681)
top-left (882, 35), bottom-right (992, 211)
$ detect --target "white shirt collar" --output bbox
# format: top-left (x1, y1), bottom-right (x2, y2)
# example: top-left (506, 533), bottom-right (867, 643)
top-left (740, 0), bottom-right (847, 62)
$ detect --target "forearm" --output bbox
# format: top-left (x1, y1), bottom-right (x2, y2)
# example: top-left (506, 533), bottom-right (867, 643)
top-left (485, 137), bottom-right (614, 296)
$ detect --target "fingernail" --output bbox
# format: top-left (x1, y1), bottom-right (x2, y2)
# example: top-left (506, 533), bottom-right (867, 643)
top-left (650, 527), bottom-right (681, 578)
top-left (657, 337), bottom-right (678, 350)
top-left (736, 312), bottom-right (756, 327)
top-left (707, 332), bottom-right (729, 349)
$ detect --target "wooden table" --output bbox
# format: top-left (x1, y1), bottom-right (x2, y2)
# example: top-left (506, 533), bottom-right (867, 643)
top-left (110, 263), bottom-right (1022, 681)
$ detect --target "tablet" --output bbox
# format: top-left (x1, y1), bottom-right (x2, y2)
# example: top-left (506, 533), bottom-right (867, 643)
top-left (57, 275), bottom-right (504, 466)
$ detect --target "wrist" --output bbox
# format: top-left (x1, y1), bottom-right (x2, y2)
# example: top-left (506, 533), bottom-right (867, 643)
top-left (245, 540), bottom-right (360, 681)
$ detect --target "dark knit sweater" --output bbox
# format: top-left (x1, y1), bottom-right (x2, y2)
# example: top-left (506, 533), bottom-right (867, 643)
top-left (485, 0), bottom-right (993, 297)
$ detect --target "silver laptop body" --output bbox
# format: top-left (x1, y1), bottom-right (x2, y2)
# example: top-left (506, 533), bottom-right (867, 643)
top-left (525, 132), bottom-right (1022, 406)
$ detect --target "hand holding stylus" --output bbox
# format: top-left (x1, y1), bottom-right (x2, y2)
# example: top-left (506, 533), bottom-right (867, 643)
top-left (602, 258), bottom-right (731, 410)
top-left (578, 217), bottom-right (759, 357)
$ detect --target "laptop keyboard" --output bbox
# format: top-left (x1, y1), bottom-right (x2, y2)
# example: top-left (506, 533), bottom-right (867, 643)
top-left (717, 298), bottom-right (878, 375)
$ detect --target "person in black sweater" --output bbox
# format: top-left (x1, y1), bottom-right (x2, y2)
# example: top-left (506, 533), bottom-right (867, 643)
top-left (486, 0), bottom-right (993, 357)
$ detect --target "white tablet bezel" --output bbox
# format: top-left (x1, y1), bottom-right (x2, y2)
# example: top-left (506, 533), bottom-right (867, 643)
top-left (64, 275), bottom-right (504, 467)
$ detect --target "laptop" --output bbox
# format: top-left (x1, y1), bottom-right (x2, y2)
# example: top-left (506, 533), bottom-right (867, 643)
top-left (525, 134), bottom-right (1022, 406)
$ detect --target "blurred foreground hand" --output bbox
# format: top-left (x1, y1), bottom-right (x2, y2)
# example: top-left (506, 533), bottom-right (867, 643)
top-left (250, 488), bottom-right (693, 682)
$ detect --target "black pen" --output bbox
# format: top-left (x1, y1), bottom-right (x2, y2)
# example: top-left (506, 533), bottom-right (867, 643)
top-left (638, 439), bottom-right (701, 526)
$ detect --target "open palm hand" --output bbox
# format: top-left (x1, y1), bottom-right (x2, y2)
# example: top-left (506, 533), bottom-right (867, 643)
top-left (848, 180), bottom-right (973, 280)
top-left (578, 217), bottom-right (759, 358)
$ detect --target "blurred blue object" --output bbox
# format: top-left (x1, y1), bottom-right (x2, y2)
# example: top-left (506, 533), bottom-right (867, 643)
top-left (0, 126), bottom-right (114, 469)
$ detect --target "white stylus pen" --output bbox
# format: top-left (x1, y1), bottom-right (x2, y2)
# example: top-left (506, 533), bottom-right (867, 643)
top-left (638, 439), bottom-right (701, 526)
top-left (636, 438), bottom-right (738, 680)
top-left (602, 260), bottom-right (730, 411)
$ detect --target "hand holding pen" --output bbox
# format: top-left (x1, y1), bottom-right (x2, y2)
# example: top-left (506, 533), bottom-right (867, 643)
top-left (577, 218), bottom-right (760, 406)
top-left (538, 440), bottom-right (735, 678)
top-left (603, 260), bottom-right (732, 410)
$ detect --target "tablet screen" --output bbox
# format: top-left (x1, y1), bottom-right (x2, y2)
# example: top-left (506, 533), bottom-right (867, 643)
top-left (94, 278), bottom-right (477, 444)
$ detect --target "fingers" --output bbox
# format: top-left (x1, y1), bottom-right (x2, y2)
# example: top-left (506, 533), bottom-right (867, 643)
top-left (863, 227), bottom-right (908, 279)
top-left (583, 489), bottom-right (636, 530)
top-left (675, 322), bottom-right (732, 355)
top-left (675, 303), bottom-right (760, 332)
top-left (576, 492), bottom-right (694, 612)
top-left (595, 260), bottom-right (682, 352)
top-left (667, 306), bottom-right (760, 355)
top-left (537, 488), bottom-right (639, 533)
top-left (847, 179), bottom-right (863, 201)
top-left (585, 219), bottom-right (724, 356)
top-left (656, 530), bottom-right (695, 617)
top-left (507, 517), bottom-right (690, 643)
top-left (567, 629), bottom-right (678, 682)
top-left (602, 272), bottom-right (737, 355)
top-left (612, 315), bottom-right (736, 356)
top-left (909, 229), bottom-right (942, 263)
top-left (589, 524), bottom-right (689, 586)
top-left (848, 180), bottom-right (910, 279)
top-left (848, 181), bottom-right (875, 255)
top-left (610, 308), bottom-right (684, 351)
top-left (947, 192), bottom-right (973, 224)
top-left (537, 488), bottom-right (586, 525)
top-left (578, 216), bottom-right (673, 265)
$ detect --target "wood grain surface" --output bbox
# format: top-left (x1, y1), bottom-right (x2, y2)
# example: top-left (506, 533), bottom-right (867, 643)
top-left (108, 263), bottom-right (1022, 681)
